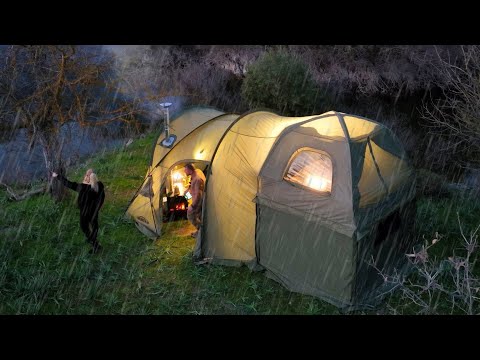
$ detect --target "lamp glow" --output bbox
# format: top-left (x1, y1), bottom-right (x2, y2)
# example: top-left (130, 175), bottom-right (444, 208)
top-left (306, 175), bottom-right (330, 192)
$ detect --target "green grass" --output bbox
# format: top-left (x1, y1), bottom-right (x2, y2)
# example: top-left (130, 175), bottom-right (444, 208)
top-left (0, 133), bottom-right (479, 314)
top-left (0, 133), bottom-right (339, 315)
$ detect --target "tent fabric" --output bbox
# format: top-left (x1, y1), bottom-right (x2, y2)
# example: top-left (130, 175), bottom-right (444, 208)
top-left (126, 108), bottom-right (417, 309)
top-left (202, 129), bottom-right (276, 262)
top-left (159, 114), bottom-right (239, 171)
top-left (258, 118), bottom-right (356, 238)
top-left (343, 115), bottom-right (380, 140)
top-left (353, 198), bottom-right (417, 304)
top-left (202, 112), bottom-right (322, 263)
top-left (257, 205), bottom-right (354, 306)
top-left (151, 107), bottom-right (225, 169)
top-left (296, 115), bottom-right (347, 139)
top-left (358, 138), bottom-right (412, 208)
top-left (127, 174), bottom-right (159, 238)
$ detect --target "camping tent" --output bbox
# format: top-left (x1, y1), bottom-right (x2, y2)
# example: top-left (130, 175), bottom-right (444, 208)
top-left (126, 106), bottom-right (417, 309)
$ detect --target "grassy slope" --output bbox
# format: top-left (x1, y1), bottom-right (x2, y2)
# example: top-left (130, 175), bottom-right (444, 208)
top-left (0, 132), bottom-right (479, 315)
top-left (0, 133), bottom-right (339, 314)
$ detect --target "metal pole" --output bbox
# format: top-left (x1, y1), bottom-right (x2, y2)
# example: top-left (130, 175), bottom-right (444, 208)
top-left (166, 107), bottom-right (170, 138)
top-left (159, 102), bottom-right (174, 148)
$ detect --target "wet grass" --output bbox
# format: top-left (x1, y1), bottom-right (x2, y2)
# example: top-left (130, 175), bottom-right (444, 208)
top-left (0, 132), bottom-right (479, 314)
top-left (377, 191), bottom-right (480, 315)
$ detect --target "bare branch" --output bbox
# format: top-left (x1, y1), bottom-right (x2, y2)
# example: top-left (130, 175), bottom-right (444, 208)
top-left (372, 224), bottom-right (479, 314)
top-left (0, 182), bottom-right (46, 201)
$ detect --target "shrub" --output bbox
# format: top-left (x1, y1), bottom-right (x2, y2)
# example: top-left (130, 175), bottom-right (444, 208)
top-left (241, 51), bottom-right (322, 116)
top-left (373, 215), bottom-right (480, 315)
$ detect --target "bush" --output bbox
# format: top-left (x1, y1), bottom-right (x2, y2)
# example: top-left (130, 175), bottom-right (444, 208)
top-left (178, 63), bottom-right (244, 113)
top-left (241, 51), bottom-right (323, 116)
top-left (416, 169), bottom-right (451, 197)
top-left (374, 217), bottom-right (480, 315)
top-left (421, 45), bottom-right (480, 168)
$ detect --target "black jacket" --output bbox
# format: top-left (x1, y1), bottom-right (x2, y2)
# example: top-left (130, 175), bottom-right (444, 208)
top-left (57, 175), bottom-right (105, 218)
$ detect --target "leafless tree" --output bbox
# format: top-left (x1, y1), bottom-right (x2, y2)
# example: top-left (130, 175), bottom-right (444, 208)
top-left (288, 45), bottom-right (460, 100)
top-left (118, 45), bottom-right (264, 111)
top-left (202, 45), bottom-right (264, 76)
top-left (421, 45), bottom-right (480, 167)
top-left (0, 45), bottom-right (143, 200)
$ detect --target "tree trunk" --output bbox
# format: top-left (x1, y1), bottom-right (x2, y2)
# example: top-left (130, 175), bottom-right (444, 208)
top-left (50, 160), bottom-right (68, 202)
top-left (39, 132), bottom-right (68, 202)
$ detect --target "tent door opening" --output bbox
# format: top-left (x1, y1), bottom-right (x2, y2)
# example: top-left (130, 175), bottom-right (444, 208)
top-left (160, 160), bottom-right (210, 223)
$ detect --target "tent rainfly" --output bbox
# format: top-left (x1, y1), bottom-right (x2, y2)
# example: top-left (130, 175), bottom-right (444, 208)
top-left (126, 106), bottom-right (417, 309)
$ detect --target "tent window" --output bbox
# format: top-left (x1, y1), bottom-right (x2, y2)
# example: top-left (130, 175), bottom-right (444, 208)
top-left (284, 150), bottom-right (333, 194)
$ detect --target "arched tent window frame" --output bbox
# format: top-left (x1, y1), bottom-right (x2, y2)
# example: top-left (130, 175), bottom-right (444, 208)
top-left (282, 147), bottom-right (335, 197)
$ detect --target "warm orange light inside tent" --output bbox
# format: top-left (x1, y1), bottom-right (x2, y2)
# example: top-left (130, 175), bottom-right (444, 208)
top-left (171, 171), bottom-right (186, 196)
top-left (306, 175), bottom-right (331, 192)
top-left (284, 150), bottom-right (333, 194)
top-left (175, 204), bottom-right (186, 210)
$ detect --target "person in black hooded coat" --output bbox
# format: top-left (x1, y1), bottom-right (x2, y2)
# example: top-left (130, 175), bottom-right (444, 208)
top-left (52, 169), bottom-right (105, 253)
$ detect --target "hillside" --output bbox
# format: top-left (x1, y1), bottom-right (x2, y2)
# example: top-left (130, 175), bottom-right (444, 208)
top-left (0, 132), bottom-right (479, 315)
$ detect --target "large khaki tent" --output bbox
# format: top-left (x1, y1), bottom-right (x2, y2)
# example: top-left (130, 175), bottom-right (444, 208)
top-left (126, 106), bottom-right (417, 309)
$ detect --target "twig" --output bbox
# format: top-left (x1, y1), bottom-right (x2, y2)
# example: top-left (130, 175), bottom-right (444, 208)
top-left (0, 182), bottom-right (46, 201)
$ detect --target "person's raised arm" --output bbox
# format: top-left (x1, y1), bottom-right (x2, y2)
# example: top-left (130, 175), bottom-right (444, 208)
top-left (52, 172), bottom-right (81, 192)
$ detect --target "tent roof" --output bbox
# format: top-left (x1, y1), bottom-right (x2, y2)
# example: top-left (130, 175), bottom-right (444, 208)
top-left (151, 106), bottom-right (227, 169)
